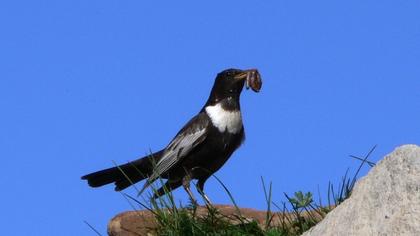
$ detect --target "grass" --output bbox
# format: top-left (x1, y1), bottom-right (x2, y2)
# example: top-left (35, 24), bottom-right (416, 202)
top-left (86, 146), bottom-right (376, 235)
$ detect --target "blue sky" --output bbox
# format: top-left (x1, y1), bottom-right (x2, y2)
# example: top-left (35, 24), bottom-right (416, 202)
top-left (1, 1), bottom-right (419, 235)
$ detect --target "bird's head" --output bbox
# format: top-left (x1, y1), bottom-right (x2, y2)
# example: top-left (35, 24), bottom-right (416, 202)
top-left (206, 68), bottom-right (261, 107)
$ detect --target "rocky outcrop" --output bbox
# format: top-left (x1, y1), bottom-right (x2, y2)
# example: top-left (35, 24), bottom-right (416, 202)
top-left (108, 209), bottom-right (157, 236)
top-left (108, 204), bottom-right (284, 236)
top-left (108, 145), bottom-right (420, 236)
top-left (303, 145), bottom-right (420, 236)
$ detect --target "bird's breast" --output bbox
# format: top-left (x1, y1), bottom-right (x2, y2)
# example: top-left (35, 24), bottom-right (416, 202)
top-left (205, 103), bottom-right (242, 134)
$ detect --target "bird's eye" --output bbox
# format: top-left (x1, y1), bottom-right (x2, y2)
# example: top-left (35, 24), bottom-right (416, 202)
top-left (229, 89), bottom-right (234, 93)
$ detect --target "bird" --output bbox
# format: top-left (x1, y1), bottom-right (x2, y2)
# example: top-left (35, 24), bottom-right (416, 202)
top-left (81, 68), bottom-right (262, 204)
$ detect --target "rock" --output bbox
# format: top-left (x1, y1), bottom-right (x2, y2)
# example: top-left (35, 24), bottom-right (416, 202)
top-left (108, 210), bottom-right (157, 236)
top-left (108, 204), bottom-right (285, 236)
top-left (303, 145), bottom-right (420, 236)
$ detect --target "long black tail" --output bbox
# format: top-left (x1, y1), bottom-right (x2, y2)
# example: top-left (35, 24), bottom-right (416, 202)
top-left (81, 150), bottom-right (163, 191)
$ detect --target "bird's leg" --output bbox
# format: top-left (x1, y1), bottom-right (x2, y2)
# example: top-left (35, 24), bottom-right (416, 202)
top-left (201, 193), bottom-right (212, 206)
top-left (182, 174), bottom-right (198, 206)
top-left (197, 178), bottom-right (212, 206)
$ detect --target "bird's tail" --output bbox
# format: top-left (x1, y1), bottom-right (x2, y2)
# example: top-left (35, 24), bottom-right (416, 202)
top-left (81, 150), bottom-right (163, 191)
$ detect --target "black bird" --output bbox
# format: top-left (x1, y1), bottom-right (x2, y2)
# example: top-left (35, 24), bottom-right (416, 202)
top-left (81, 68), bottom-right (262, 204)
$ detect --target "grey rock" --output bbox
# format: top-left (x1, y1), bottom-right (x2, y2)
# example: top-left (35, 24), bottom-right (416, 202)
top-left (303, 145), bottom-right (420, 236)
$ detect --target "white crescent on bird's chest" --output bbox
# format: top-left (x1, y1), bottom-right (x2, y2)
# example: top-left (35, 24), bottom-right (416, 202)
top-left (205, 103), bottom-right (242, 134)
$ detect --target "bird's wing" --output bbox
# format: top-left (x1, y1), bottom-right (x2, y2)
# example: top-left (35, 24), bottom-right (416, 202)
top-left (139, 113), bottom-right (209, 193)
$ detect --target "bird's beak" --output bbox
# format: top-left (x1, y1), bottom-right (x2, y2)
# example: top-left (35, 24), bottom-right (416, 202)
top-left (233, 70), bottom-right (252, 81)
top-left (234, 69), bottom-right (262, 92)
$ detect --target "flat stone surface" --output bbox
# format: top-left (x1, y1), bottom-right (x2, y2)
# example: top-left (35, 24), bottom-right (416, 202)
top-left (108, 204), bottom-right (285, 236)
